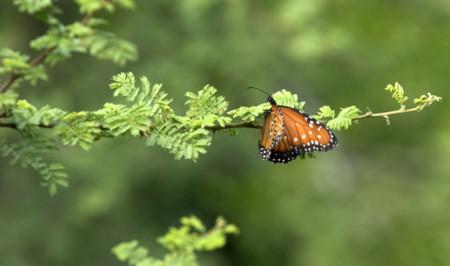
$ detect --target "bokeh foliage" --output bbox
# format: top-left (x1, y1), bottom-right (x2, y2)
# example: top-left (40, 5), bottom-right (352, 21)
top-left (112, 216), bottom-right (238, 266)
top-left (0, 0), bottom-right (449, 266)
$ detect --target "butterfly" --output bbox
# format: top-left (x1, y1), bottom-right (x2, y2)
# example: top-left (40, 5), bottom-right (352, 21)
top-left (258, 95), bottom-right (338, 164)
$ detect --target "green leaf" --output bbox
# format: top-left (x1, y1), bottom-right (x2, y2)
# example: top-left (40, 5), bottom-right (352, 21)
top-left (315, 105), bottom-right (335, 119)
top-left (164, 252), bottom-right (197, 266)
top-left (193, 217), bottom-right (239, 251)
top-left (105, 73), bottom-right (173, 137)
top-left (327, 105), bottom-right (361, 130)
top-left (31, 26), bottom-right (86, 64)
top-left (181, 216), bottom-right (206, 232)
top-left (30, 28), bottom-right (60, 50)
top-left (110, 72), bottom-right (169, 105)
top-left (110, 73), bottom-right (168, 105)
top-left (146, 124), bottom-right (211, 161)
top-left (272, 89), bottom-right (305, 109)
top-left (86, 18), bottom-right (109, 27)
top-left (11, 100), bottom-right (65, 129)
top-left (0, 49), bottom-right (48, 85)
top-left (228, 103), bottom-right (270, 122)
top-left (103, 103), bottom-right (152, 136)
top-left (41, 163), bottom-right (68, 196)
top-left (224, 224), bottom-right (240, 234)
top-left (76, 0), bottom-right (110, 14)
top-left (31, 23), bottom-right (137, 66)
top-left (0, 48), bottom-right (30, 74)
top-left (157, 216), bottom-right (237, 253)
top-left (0, 130), bottom-right (68, 195)
top-left (385, 82), bottom-right (409, 107)
top-left (185, 85), bottom-right (228, 118)
top-left (414, 92), bottom-right (442, 111)
top-left (76, 0), bottom-right (135, 14)
top-left (182, 85), bottom-right (232, 128)
top-left (115, 0), bottom-right (135, 10)
top-left (0, 91), bottom-right (18, 109)
top-left (24, 65), bottom-right (48, 85)
top-left (67, 22), bottom-right (94, 37)
top-left (110, 72), bottom-right (136, 98)
top-left (88, 32), bottom-right (138, 65)
top-left (112, 241), bottom-right (150, 264)
top-left (108, 74), bottom-right (218, 161)
top-left (56, 112), bottom-right (101, 150)
top-left (13, 0), bottom-right (52, 14)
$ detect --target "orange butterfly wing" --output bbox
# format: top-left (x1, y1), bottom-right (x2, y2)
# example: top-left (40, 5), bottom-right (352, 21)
top-left (259, 105), bottom-right (285, 160)
top-left (266, 135), bottom-right (299, 163)
top-left (259, 104), bottom-right (338, 164)
top-left (281, 106), bottom-right (337, 153)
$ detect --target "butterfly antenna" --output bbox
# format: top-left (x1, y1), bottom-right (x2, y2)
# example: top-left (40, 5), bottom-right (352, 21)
top-left (247, 86), bottom-right (271, 97)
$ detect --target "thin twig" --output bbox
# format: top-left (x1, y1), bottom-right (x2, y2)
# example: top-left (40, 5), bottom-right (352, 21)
top-left (0, 122), bottom-right (54, 129)
top-left (0, 122), bottom-right (18, 129)
top-left (0, 47), bottom-right (56, 93)
top-left (0, 12), bottom-right (93, 94)
top-left (352, 106), bottom-right (420, 121)
top-left (0, 73), bottom-right (20, 93)
top-left (205, 121), bottom-right (260, 132)
top-left (205, 106), bottom-right (424, 132)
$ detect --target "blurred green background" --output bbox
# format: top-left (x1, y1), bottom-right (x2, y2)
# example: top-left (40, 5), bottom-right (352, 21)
top-left (1, 0), bottom-right (450, 265)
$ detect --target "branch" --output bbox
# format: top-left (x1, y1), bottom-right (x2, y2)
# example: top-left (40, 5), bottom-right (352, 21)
top-left (0, 104), bottom-right (429, 133)
top-left (354, 106), bottom-right (420, 120)
top-left (0, 122), bottom-right (18, 129)
top-left (205, 121), bottom-right (260, 132)
top-left (0, 47), bottom-right (55, 93)
top-left (0, 74), bottom-right (18, 93)
top-left (353, 106), bottom-right (422, 125)
top-left (204, 105), bottom-right (430, 132)
top-left (0, 121), bottom-right (54, 130)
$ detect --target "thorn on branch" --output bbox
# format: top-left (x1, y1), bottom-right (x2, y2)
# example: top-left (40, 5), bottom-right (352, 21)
top-left (383, 115), bottom-right (391, 125)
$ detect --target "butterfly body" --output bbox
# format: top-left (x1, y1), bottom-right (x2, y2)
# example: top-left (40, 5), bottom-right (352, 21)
top-left (259, 96), bottom-right (338, 164)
